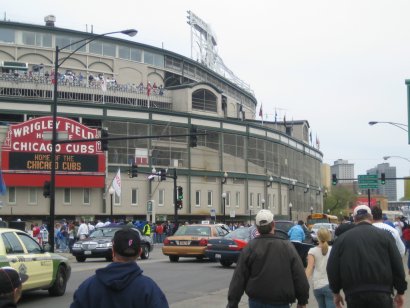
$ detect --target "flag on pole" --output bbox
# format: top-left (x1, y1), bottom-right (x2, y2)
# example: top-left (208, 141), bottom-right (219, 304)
top-left (309, 131), bottom-right (312, 144)
top-left (316, 134), bottom-right (320, 150)
top-left (274, 109), bottom-right (277, 124)
top-left (283, 115), bottom-right (287, 127)
top-left (112, 168), bottom-right (121, 197)
top-left (259, 104), bottom-right (263, 118)
top-left (0, 170), bottom-right (6, 195)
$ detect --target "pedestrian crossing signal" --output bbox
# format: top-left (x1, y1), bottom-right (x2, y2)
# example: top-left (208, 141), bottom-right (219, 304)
top-left (381, 173), bottom-right (386, 185)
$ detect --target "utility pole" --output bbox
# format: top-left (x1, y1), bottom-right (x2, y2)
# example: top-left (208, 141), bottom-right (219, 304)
top-left (173, 168), bottom-right (178, 228)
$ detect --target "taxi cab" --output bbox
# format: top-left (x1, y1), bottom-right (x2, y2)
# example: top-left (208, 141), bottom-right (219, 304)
top-left (0, 228), bottom-right (71, 296)
top-left (162, 223), bottom-right (229, 262)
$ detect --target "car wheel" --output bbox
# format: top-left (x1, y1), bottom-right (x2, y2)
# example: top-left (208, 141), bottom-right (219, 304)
top-left (76, 256), bottom-right (86, 262)
top-left (48, 265), bottom-right (68, 296)
top-left (220, 260), bottom-right (233, 267)
top-left (140, 245), bottom-right (150, 259)
top-left (169, 255), bottom-right (179, 262)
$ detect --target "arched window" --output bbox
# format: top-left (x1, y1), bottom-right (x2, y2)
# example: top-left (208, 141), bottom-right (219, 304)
top-left (192, 89), bottom-right (217, 112)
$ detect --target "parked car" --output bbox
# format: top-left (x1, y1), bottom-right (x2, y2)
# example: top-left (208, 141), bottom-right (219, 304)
top-left (310, 223), bottom-right (338, 244)
top-left (205, 225), bottom-right (301, 267)
top-left (162, 223), bottom-right (229, 262)
top-left (0, 227), bottom-right (71, 296)
top-left (71, 226), bottom-right (153, 262)
top-left (275, 220), bottom-right (314, 244)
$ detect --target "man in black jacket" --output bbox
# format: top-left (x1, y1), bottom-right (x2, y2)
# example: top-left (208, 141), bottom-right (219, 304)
top-left (327, 205), bottom-right (407, 308)
top-left (227, 209), bottom-right (309, 308)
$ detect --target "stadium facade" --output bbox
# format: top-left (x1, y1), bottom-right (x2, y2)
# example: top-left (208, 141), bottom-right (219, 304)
top-left (0, 18), bottom-right (323, 224)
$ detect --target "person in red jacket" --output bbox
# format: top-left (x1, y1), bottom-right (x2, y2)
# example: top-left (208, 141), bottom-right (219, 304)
top-left (403, 225), bottom-right (410, 275)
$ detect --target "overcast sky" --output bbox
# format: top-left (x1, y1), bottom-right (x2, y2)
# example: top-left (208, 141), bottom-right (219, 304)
top-left (3, 0), bottom-right (410, 198)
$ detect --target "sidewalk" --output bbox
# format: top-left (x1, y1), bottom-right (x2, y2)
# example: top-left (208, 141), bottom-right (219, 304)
top-left (170, 287), bottom-right (248, 308)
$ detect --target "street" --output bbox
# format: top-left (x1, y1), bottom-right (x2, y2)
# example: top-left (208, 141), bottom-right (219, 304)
top-left (18, 246), bottom-right (410, 308)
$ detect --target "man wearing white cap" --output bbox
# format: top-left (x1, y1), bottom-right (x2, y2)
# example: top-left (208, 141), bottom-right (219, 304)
top-left (327, 205), bottom-right (407, 308)
top-left (227, 209), bottom-right (309, 308)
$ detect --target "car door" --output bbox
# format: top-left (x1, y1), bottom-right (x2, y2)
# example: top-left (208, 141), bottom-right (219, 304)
top-left (17, 232), bottom-right (53, 288)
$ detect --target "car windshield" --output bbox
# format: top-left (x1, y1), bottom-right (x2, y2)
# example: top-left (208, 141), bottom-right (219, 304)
top-left (312, 224), bottom-right (330, 230)
top-left (90, 228), bottom-right (119, 238)
top-left (174, 226), bottom-right (211, 236)
top-left (225, 227), bottom-right (250, 240)
top-left (275, 221), bottom-right (293, 233)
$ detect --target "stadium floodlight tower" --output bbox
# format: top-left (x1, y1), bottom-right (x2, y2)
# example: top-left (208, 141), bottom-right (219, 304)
top-left (186, 10), bottom-right (253, 96)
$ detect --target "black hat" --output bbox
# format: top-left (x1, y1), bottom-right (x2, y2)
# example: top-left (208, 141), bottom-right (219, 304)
top-left (0, 267), bottom-right (28, 294)
top-left (113, 228), bottom-right (141, 257)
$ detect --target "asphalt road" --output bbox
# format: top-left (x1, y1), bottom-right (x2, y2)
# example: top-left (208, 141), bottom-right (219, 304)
top-left (18, 245), bottom-right (240, 308)
top-left (18, 245), bottom-right (410, 308)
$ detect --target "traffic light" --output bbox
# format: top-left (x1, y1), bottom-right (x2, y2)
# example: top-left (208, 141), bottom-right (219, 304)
top-left (176, 200), bottom-right (183, 210)
top-left (332, 174), bottom-right (338, 185)
top-left (381, 173), bottom-right (386, 185)
top-left (177, 186), bottom-right (183, 200)
top-left (189, 126), bottom-right (197, 147)
top-left (43, 181), bottom-right (51, 198)
top-left (159, 169), bottom-right (167, 181)
top-left (101, 129), bottom-right (109, 151)
top-left (128, 164), bottom-right (138, 178)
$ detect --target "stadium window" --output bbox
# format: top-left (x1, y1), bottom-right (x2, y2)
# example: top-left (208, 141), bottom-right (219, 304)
top-left (131, 188), bottom-right (139, 206)
top-left (28, 188), bottom-right (37, 205)
top-left (0, 28), bottom-right (15, 43)
top-left (8, 187), bottom-right (16, 204)
top-left (63, 188), bottom-right (71, 204)
top-left (192, 89), bottom-right (217, 112)
top-left (83, 188), bottom-right (90, 205)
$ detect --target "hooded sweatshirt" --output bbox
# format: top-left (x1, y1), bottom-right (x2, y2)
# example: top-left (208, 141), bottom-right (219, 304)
top-left (70, 261), bottom-right (168, 308)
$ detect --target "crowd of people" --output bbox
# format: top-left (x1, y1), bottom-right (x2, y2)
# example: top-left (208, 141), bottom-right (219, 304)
top-left (1, 69), bottom-right (166, 96)
top-left (2, 206), bottom-right (410, 307)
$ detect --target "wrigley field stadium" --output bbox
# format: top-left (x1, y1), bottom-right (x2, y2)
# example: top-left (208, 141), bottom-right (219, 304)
top-left (0, 13), bottom-right (323, 226)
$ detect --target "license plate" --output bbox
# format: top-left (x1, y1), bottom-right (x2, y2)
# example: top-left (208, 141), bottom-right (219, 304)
top-left (84, 251), bottom-right (92, 255)
top-left (215, 254), bottom-right (221, 259)
top-left (179, 241), bottom-right (189, 245)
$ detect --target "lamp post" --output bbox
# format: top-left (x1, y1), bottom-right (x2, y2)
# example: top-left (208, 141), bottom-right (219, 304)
top-left (383, 156), bottom-right (410, 163)
top-left (368, 121), bottom-right (408, 132)
top-left (109, 186), bottom-right (115, 221)
top-left (48, 28), bottom-right (137, 252)
top-left (261, 198), bottom-right (265, 210)
top-left (310, 206), bottom-right (313, 215)
top-left (222, 192), bottom-right (227, 224)
top-left (289, 202), bottom-right (293, 221)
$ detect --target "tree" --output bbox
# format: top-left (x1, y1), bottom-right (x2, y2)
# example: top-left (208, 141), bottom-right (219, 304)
top-left (324, 186), bottom-right (356, 216)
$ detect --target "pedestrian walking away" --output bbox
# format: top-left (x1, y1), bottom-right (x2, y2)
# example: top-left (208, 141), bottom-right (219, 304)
top-left (305, 228), bottom-right (335, 308)
top-left (326, 205), bottom-right (407, 308)
top-left (70, 227), bottom-right (169, 308)
top-left (227, 209), bottom-right (309, 308)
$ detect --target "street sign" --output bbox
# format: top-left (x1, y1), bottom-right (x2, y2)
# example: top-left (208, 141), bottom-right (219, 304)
top-left (358, 174), bottom-right (378, 189)
top-left (230, 210), bottom-right (236, 218)
top-left (147, 200), bottom-right (153, 214)
top-left (210, 208), bottom-right (216, 217)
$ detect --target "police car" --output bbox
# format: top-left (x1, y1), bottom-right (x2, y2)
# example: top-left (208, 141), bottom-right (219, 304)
top-left (0, 227), bottom-right (71, 296)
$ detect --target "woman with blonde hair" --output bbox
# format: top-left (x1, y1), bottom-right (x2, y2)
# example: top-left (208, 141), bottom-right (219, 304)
top-left (305, 228), bottom-right (335, 308)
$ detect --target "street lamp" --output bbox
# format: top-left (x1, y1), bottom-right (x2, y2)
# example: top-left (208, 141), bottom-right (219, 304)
top-left (266, 176), bottom-right (273, 187)
top-left (383, 156), bottom-right (410, 163)
top-left (109, 186), bottom-right (115, 221)
top-left (221, 171), bottom-right (228, 184)
top-left (261, 198), bottom-right (265, 209)
top-left (48, 28), bottom-right (137, 252)
top-left (310, 206), bottom-right (313, 215)
top-left (222, 192), bottom-right (227, 224)
top-left (304, 184), bottom-right (310, 193)
top-left (368, 121), bottom-right (408, 132)
top-left (289, 202), bottom-right (293, 221)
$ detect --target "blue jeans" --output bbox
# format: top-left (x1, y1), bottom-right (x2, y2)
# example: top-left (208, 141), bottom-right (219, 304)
top-left (248, 298), bottom-right (289, 308)
top-left (313, 285), bottom-right (335, 308)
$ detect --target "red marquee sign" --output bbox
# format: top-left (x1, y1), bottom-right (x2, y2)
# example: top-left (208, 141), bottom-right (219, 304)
top-left (1, 116), bottom-right (106, 187)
